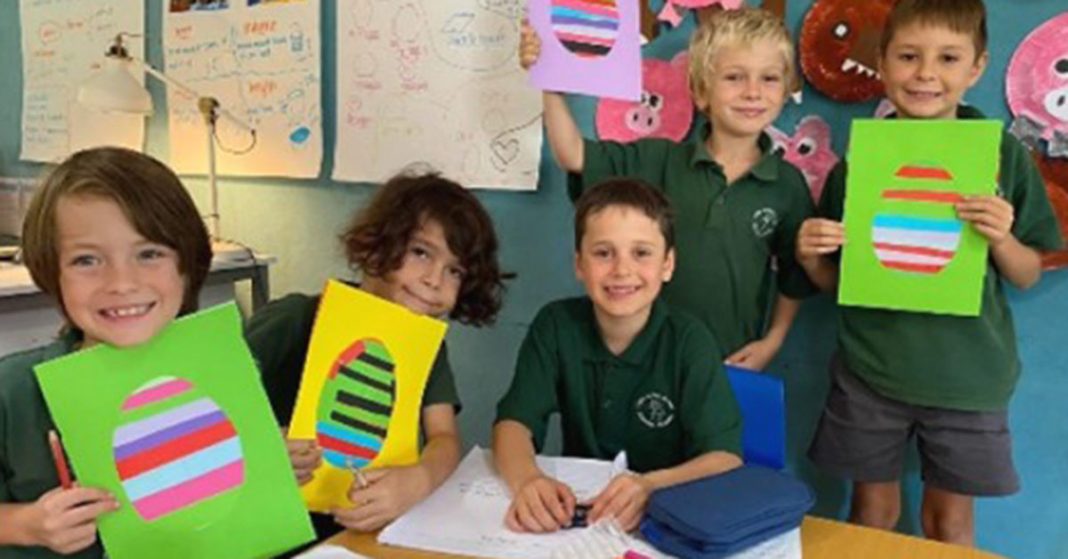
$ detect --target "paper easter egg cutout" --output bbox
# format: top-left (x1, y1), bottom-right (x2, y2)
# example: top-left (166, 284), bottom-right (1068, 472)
top-left (113, 376), bottom-right (245, 522)
top-left (872, 164), bottom-right (964, 274)
top-left (316, 339), bottom-right (396, 469)
top-left (550, 0), bottom-right (619, 59)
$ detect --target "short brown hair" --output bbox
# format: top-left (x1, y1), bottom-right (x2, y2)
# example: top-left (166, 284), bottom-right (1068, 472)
top-left (22, 147), bottom-right (212, 324)
top-left (688, 8), bottom-right (798, 110)
top-left (880, 0), bottom-right (988, 58)
top-left (340, 171), bottom-right (506, 327)
top-left (574, 179), bottom-right (675, 251)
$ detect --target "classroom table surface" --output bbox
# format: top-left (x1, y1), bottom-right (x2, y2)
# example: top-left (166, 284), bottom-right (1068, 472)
top-left (321, 516), bottom-right (1006, 559)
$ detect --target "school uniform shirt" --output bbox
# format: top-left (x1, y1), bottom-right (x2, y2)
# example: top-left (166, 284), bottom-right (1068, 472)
top-left (570, 128), bottom-right (817, 355)
top-left (819, 106), bottom-right (1064, 411)
top-left (0, 331), bottom-right (103, 559)
top-left (495, 297), bottom-right (742, 474)
top-left (244, 291), bottom-right (462, 427)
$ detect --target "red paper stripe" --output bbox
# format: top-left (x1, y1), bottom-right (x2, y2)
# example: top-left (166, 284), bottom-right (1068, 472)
top-left (882, 190), bottom-right (964, 204)
top-left (317, 433), bottom-right (378, 460)
top-left (895, 166), bottom-right (953, 180)
top-left (882, 260), bottom-right (945, 274)
top-left (116, 421), bottom-right (236, 479)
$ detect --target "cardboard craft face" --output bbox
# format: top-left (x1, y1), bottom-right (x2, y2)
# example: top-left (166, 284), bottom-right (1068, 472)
top-left (596, 53), bottom-right (693, 142)
top-left (1006, 12), bottom-right (1068, 157)
top-left (799, 0), bottom-right (893, 103)
top-left (768, 115), bottom-right (839, 202)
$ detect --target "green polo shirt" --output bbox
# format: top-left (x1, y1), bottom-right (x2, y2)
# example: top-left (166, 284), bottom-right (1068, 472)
top-left (0, 332), bottom-right (103, 559)
top-left (569, 129), bottom-right (817, 354)
top-left (495, 297), bottom-right (742, 473)
top-left (244, 291), bottom-right (462, 427)
top-left (820, 106), bottom-right (1064, 411)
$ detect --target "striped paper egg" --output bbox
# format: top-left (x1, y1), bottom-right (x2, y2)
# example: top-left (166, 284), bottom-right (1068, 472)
top-left (316, 339), bottom-right (396, 470)
top-left (112, 376), bottom-right (244, 522)
top-left (872, 164), bottom-right (964, 274)
top-left (550, 0), bottom-right (619, 59)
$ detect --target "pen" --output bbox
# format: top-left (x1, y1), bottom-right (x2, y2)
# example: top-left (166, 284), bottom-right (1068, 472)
top-left (48, 430), bottom-right (72, 490)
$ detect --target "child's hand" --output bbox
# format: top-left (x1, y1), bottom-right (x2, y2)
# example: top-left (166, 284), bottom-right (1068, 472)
top-left (505, 474), bottom-right (576, 533)
top-left (27, 485), bottom-right (118, 554)
top-left (796, 218), bottom-right (845, 260)
top-left (519, 22), bottom-right (542, 70)
top-left (588, 473), bottom-right (654, 532)
top-left (333, 465), bottom-right (431, 532)
top-left (956, 195), bottom-right (1015, 246)
top-left (285, 436), bottom-right (322, 486)
top-left (724, 337), bottom-right (780, 371)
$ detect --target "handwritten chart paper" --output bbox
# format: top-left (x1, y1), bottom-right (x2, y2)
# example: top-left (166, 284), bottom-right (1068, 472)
top-left (163, 0), bottom-right (321, 178)
top-left (19, 0), bottom-right (145, 162)
top-left (34, 304), bottom-right (313, 559)
top-left (332, 0), bottom-right (542, 190)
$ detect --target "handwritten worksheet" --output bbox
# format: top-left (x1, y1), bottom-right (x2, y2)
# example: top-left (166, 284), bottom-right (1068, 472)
top-left (19, 0), bottom-right (145, 162)
top-left (332, 0), bottom-right (542, 190)
top-left (162, 0), bottom-right (322, 178)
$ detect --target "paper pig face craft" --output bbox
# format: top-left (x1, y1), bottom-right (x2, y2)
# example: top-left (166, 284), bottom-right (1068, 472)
top-left (657, 0), bottom-right (744, 28)
top-left (596, 53), bottom-right (692, 142)
top-left (768, 116), bottom-right (839, 202)
top-left (800, 0), bottom-right (893, 102)
top-left (1006, 12), bottom-right (1068, 158)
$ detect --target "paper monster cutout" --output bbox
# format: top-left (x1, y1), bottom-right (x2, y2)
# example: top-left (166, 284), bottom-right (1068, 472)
top-left (1006, 12), bottom-right (1068, 158)
top-left (657, 0), bottom-right (743, 28)
top-left (799, 0), bottom-right (893, 103)
top-left (1033, 152), bottom-right (1068, 269)
top-left (596, 53), bottom-right (693, 142)
top-left (767, 116), bottom-right (839, 203)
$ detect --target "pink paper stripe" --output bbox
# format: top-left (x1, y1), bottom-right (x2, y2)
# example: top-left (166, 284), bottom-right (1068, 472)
top-left (132, 460), bottom-right (244, 521)
top-left (122, 379), bottom-right (194, 411)
top-left (553, 0), bottom-right (618, 19)
top-left (554, 31), bottom-right (616, 47)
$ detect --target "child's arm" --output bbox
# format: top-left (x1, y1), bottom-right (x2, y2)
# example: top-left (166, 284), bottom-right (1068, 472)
top-left (588, 451), bottom-right (741, 531)
top-left (956, 195), bottom-right (1042, 289)
top-left (493, 420), bottom-right (577, 533)
top-left (518, 23), bottom-right (584, 172)
top-left (335, 403), bottom-right (461, 532)
top-left (724, 294), bottom-right (800, 370)
top-left (0, 487), bottom-right (117, 554)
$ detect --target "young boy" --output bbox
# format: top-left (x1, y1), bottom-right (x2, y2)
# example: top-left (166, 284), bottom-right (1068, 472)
top-left (521, 8), bottom-right (815, 370)
top-left (493, 179), bottom-right (743, 533)
top-left (797, 0), bottom-right (1063, 546)
top-left (245, 172), bottom-right (507, 541)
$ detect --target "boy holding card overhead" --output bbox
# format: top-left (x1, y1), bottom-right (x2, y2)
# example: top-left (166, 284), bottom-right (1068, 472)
top-left (797, 0), bottom-right (1062, 546)
top-left (245, 171), bottom-right (507, 538)
top-left (494, 179), bottom-right (743, 533)
top-left (521, 8), bottom-right (816, 370)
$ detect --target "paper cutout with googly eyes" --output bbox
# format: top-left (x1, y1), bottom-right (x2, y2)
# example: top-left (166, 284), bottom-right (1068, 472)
top-left (799, 0), bottom-right (894, 103)
top-left (596, 53), bottom-right (693, 142)
top-left (1006, 12), bottom-right (1068, 158)
top-left (767, 116), bottom-right (840, 203)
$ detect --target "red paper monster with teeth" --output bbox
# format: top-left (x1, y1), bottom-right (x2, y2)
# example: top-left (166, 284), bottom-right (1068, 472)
top-left (799, 0), bottom-right (894, 103)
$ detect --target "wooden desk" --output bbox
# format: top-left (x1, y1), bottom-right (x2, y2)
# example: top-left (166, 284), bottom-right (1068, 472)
top-left (322, 517), bottom-right (1005, 559)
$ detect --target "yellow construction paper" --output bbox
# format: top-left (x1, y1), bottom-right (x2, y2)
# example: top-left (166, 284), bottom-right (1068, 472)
top-left (287, 280), bottom-right (447, 511)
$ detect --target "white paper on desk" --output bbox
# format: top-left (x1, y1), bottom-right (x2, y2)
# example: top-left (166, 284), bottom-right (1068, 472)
top-left (378, 446), bottom-right (626, 559)
top-left (294, 545), bottom-right (372, 559)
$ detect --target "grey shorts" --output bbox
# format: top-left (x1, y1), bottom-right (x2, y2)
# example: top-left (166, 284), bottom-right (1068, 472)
top-left (807, 355), bottom-right (1019, 496)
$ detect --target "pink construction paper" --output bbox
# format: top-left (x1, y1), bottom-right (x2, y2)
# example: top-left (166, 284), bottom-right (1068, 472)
top-left (1006, 12), bottom-right (1068, 156)
top-left (595, 53), bottom-right (693, 142)
top-left (767, 115), bottom-right (839, 202)
top-left (529, 0), bottom-right (642, 101)
top-left (657, 0), bottom-right (745, 26)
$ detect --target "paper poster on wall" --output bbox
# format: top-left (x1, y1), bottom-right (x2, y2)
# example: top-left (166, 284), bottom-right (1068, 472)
top-left (34, 303), bottom-right (314, 559)
top-left (288, 281), bottom-right (447, 512)
top-left (332, 0), bottom-right (541, 190)
top-left (162, 0), bottom-right (321, 178)
top-left (19, 0), bottom-right (145, 163)
top-left (839, 120), bottom-right (1001, 316)
top-left (527, 0), bottom-right (640, 102)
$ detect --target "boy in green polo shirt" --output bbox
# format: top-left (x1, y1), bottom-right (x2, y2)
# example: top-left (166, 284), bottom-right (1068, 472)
top-left (797, 0), bottom-right (1063, 546)
top-left (520, 8), bottom-right (816, 369)
top-left (494, 179), bottom-right (743, 534)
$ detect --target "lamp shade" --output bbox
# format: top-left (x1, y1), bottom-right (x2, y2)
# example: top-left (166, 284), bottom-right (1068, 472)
top-left (77, 57), bottom-right (153, 115)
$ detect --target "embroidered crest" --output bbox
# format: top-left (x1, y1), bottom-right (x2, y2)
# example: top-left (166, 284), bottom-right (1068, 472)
top-left (635, 392), bottom-right (675, 428)
top-left (752, 207), bottom-right (779, 238)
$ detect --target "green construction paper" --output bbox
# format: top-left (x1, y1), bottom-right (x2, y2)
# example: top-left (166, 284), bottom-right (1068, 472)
top-left (839, 119), bottom-right (1002, 316)
top-left (34, 303), bottom-right (313, 559)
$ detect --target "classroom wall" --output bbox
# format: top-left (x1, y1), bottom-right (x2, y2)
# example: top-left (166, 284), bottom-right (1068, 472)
top-left (1, 2), bottom-right (1065, 557)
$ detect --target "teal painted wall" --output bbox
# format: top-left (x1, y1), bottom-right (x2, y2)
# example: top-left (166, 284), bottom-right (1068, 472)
top-left (1, 2), bottom-right (1066, 557)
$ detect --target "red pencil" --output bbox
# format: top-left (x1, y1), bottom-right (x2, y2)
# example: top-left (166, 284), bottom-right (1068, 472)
top-left (48, 430), bottom-right (72, 490)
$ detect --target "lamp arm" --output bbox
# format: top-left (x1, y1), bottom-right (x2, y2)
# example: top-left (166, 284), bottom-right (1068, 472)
top-left (130, 58), bottom-right (255, 134)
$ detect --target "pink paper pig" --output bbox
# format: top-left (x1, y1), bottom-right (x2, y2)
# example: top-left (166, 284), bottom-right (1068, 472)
top-left (1006, 12), bottom-right (1068, 157)
top-left (596, 53), bottom-right (693, 143)
top-left (767, 116), bottom-right (840, 202)
top-left (658, 0), bottom-right (745, 27)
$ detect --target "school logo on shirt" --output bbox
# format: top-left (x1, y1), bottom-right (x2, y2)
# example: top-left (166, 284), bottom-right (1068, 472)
top-left (752, 208), bottom-right (779, 238)
top-left (635, 392), bottom-right (675, 428)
